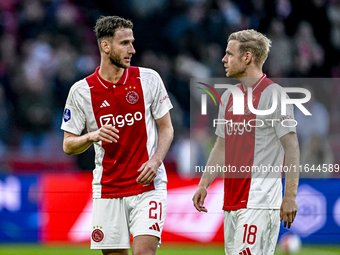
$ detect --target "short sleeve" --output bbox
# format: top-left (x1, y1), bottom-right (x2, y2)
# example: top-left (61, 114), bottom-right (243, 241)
top-left (61, 85), bottom-right (86, 135)
top-left (150, 72), bottom-right (173, 119)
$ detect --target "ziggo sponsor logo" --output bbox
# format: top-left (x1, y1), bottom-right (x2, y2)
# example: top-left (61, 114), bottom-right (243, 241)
top-left (99, 112), bottom-right (143, 127)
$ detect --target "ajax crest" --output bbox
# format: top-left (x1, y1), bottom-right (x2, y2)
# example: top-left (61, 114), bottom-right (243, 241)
top-left (126, 91), bottom-right (139, 104)
top-left (92, 228), bottom-right (104, 242)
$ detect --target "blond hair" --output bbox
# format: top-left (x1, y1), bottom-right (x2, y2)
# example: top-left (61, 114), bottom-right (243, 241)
top-left (228, 29), bottom-right (271, 65)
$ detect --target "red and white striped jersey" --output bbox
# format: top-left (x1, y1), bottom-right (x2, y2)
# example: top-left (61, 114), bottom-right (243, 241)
top-left (215, 74), bottom-right (296, 210)
top-left (61, 66), bottom-right (173, 198)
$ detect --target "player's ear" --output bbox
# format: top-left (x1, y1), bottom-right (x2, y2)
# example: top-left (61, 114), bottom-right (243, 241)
top-left (101, 40), bottom-right (110, 54)
top-left (244, 52), bottom-right (252, 65)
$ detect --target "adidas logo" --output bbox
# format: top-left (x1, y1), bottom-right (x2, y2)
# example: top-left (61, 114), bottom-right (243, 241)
top-left (228, 106), bottom-right (233, 112)
top-left (100, 100), bottom-right (110, 108)
top-left (149, 222), bottom-right (160, 232)
top-left (239, 247), bottom-right (251, 255)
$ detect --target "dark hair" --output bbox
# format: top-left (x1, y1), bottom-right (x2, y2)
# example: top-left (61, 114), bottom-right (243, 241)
top-left (94, 16), bottom-right (133, 41)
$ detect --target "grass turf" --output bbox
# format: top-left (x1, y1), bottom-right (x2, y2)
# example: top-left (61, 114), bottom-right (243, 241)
top-left (0, 245), bottom-right (340, 255)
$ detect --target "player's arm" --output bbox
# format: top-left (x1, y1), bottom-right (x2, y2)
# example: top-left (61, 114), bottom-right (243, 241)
top-left (136, 112), bottom-right (174, 183)
top-left (63, 125), bottom-right (120, 156)
top-left (280, 132), bottom-right (300, 229)
top-left (192, 136), bottom-right (225, 213)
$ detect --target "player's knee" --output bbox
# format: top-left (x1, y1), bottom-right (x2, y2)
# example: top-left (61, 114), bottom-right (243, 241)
top-left (132, 247), bottom-right (157, 255)
top-left (102, 249), bottom-right (128, 255)
top-left (132, 236), bottom-right (158, 255)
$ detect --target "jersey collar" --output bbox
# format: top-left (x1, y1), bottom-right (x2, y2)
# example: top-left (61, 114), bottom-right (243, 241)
top-left (239, 73), bottom-right (267, 93)
top-left (95, 66), bottom-right (129, 89)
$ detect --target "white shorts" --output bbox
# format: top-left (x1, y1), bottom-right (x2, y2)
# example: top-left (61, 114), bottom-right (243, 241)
top-left (91, 189), bottom-right (167, 250)
top-left (224, 208), bottom-right (280, 255)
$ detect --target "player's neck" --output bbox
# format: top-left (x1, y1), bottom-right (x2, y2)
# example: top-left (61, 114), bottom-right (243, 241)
top-left (239, 69), bottom-right (264, 90)
top-left (98, 62), bottom-right (125, 84)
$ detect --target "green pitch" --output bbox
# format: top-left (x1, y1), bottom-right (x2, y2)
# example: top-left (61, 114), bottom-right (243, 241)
top-left (0, 245), bottom-right (340, 255)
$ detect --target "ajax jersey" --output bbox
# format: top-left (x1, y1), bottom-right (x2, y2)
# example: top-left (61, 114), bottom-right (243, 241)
top-left (61, 66), bottom-right (173, 198)
top-left (215, 74), bottom-right (296, 210)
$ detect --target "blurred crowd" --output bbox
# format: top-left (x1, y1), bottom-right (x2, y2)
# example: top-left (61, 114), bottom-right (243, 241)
top-left (0, 0), bottom-right (339, 175)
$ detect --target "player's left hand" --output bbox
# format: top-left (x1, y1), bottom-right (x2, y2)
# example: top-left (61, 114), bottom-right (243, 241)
top-left (136, 159), bottom-right (160, 184)
top-left (280, 196), bottom-right (298, 229)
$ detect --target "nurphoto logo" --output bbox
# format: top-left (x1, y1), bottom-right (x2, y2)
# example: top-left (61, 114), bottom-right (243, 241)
top-left (197, 83), bottom-right (312, 116)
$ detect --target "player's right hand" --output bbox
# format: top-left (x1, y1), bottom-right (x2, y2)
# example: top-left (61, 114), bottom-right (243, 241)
top-left (88, 125), bottom-right (119, 143)
top-left (192, 186), bottom-right (208, 213)
top-left (280, 196), bottom-right (298, 229)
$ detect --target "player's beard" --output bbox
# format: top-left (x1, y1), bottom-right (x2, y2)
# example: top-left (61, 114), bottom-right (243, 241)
top-left (109, 50), bottom-right (130, 69)
top-left (226, 64), bottom-right (246, 79)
